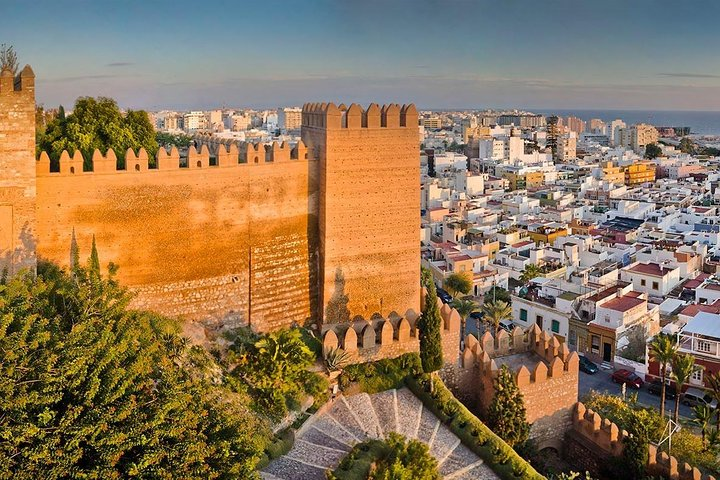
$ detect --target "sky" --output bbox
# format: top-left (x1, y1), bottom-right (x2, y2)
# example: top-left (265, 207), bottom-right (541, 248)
top-left (4, 0), bottom-right (720, 111)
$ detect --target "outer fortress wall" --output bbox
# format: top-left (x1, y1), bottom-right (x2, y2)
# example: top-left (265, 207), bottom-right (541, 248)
top-left (35, 142), bottom-right (318, 332)
top-left (0, 66), bottom-right (36, 276)
top-left (301, 103), bottom-right (420, 324)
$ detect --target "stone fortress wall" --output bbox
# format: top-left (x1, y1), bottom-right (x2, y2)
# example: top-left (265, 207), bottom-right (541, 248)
top-left (1, 66), bottom-right (421, 336)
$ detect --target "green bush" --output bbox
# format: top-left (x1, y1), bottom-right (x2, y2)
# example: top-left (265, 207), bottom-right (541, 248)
top-left (339, 352), bottom-right (421, 394)
top-left (266, 429), bottom-right (295, 460)
top-left (406, 375), bottom-right (544, 480)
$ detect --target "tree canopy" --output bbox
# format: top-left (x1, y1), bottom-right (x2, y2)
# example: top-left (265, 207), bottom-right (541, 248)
top-left (0, 43), bottom-right (18, 75)
top-left (644, 143), bottom-right (662, 159)
top-left (38, 97), bottom-right (159, 170)
top-left (419, 273), bottom-right (444, 375)
top-left (444, 271), bottom-right (473, 298)
top-left (486, 365), bottom-right (530, 447)
top-left (0, 257), bottom-right (270, 479)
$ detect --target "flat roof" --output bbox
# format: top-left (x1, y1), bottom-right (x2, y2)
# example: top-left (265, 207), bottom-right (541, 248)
top-left (683, 311), bottom-right (720, 339)
top-left (600, 295), bottom-right (645, 313)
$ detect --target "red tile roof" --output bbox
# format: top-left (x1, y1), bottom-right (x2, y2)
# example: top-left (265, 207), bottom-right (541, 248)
top-left (627, 262), bottom-right (674, 277)
top-left (511, 240), bottom-right (534, 248)
top-left (600, 295), bottom-right (645, 313)
top-left (679, 300), bottom-right (720, 318)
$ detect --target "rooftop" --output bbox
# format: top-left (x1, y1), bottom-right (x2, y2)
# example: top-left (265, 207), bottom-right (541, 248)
top-left (600, 295), bottom-right (645, 313)
top-left (626, 262), bottom-right (675, 277)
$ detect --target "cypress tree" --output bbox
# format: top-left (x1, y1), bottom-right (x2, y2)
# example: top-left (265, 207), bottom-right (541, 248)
top-left (487, 365), bottom-right (530, 447)
top-left (69, 228), bottom-right (80, 272)
top-left (89, 234), bottom-right (100, 276)
top-left (418, 273), bottom-right (443, 375)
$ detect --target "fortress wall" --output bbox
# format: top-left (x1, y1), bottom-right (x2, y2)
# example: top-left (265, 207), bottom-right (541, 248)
top-left (0, 66), bottom-right (36, 275)
top-left (35, 147), bottom-right (318, 332)
top-left (302, 103), bottom-right (420, 324)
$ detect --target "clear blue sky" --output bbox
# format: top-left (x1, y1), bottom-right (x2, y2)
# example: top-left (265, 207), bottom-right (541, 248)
top-left (5, 0), bottom-right (720, 111)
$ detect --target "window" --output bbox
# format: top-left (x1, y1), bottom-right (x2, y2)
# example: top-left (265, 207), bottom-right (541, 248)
top-left (536, 315), bottom-right (543, 328)
top-left (692, 367), bottom-right (704, 384)
top-left (520, 308), bottom-right (528, 322)
top-left (652, 281), bottom-right (659, 290)
top-left (700, 298), bottom-right (708, 304)
top-left (591, 335), bottom-right (600, 354)
top-left (551, 320), bottom-right (560, 334)
top-left (641, 279), bottom-right (646, 287)
top-left (698, 340), bottom-right (712, 353)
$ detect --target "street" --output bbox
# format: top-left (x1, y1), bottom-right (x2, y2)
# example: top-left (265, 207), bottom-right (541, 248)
top-left (578, 369), bottom-right (693, 420)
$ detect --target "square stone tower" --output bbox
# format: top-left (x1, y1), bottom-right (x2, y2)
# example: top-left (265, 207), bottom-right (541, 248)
top-left (0, 65), bottom-right (36, 275)
top-left (301, 103), bottom-right (420, 325)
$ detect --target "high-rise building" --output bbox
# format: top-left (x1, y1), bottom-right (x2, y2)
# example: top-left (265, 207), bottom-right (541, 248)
top-left (556, 135), bottom-right (577, 161)
top-left (632, 124), bottom-right (659, 154)
top-left (609, 119), bottom-right (626, 146)
top-left (565, 116), bottom-right (586, 134)
top-left (278, 107), bottom-right (302, 130)
top-left (183, 111), bottom-right (207, 132)
top-left (588, 118), bottom-right (606, 134)
top-left (546, 116), bottom-right (560, 157)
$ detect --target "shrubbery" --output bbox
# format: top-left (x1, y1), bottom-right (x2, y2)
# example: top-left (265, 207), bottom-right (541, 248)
top-left (406, 374), bottom-right (544, 480)
top-left (339, 352), bottom-right (421, 393)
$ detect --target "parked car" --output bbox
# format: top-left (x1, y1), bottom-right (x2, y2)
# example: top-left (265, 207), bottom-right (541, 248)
top-left (436, 287), bottom-right (452, 304)
top-left (682, 388), bottom-right (718, 408)
top-left (647, 379), bottom-right (677, 399)
top-left (611, 369), bottom-right (644, 389)
top-left (498, 319), bottom-right (515, 333)
top-left (578, 355), bottom-right (599, 374)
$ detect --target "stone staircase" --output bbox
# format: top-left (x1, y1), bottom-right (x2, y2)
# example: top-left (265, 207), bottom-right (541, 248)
top-left (262, 387), bottom-right (497, 480)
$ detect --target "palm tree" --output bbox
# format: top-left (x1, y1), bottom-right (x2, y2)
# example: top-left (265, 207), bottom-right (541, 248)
top-left (705, 371), bottom-right (720, 426)
top-left (444, 271), bottom-right (473, 299)
top-left (671, 353), bottom-right (696, 424)
top-left (481, 300), bottom-right (512, 337)
top-left (649, 333), bottom-right (678, 419)
top-left (519, 263), bottom-right (542, 284)
top-left (452, 297), bottom-right (479, 341)
top-left (693, 404), bottom-right (713, 447)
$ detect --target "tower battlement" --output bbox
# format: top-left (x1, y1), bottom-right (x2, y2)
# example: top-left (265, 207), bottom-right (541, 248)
top-left (301, 102), bottom-right (418, 129)
top-left (0, 65), bottom-right (34, 96)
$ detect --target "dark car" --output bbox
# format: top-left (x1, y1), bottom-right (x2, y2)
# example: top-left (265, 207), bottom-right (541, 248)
top-left (648, 379), bottom-right (677, 399)
top-left (578, 355), bottom-right (599, 374)
top-left (436, 287), bottom-right (453, 304)
top-left (611, 369), bottom-right (644, 389)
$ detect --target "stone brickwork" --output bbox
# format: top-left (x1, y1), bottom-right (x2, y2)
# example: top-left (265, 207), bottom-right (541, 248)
top-left (459, 324), bottom-right (579, 450)
top-left (321, 292), bottom-right (461, 365)
top-left (568, 402), bottom-right (718, 480)
top-left (301, 103), bottom-right (420, 325)
top-left (0, 66), bottom-right (36, 276)
top-left (3, 75), bottom-right (422, 337)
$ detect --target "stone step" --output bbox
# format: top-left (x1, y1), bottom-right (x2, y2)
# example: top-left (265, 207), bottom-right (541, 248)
top-left (286, 439), bottom-right (347, 469)
top-left (417, 407), bottom-right (440, 445)
top-left (369, 389), bottom-right (398, 437)
top-left (439, 442), bottom-right (481, 477)
top-left (430, 424), bottom-right (460, 464)
top-left (395, 387), bottom-right (423, 440)
top-left (327, 396), bottom-right (367, 441)
top-left (451, 460), bottom-right (498, 480)
top-left (311, 415), bottom-right (360, 446)
top-left (262, 456), bottom-right (326, 480)
top-left (342, 393), bottom-right (383, 439)
top-left (302, 425), bottom-right (353, 451)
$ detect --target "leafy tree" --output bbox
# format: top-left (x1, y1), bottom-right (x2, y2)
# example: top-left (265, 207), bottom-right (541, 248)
top-left (485, 285), bottom-right (511, 305)
top-left (644, 143), bottom-right (662, 159)
top-left (671, 353), bottom-right (696, 424)
top-left (486, 365), bottom-right (530, 447)
top-left (38, 97), bottom-right (159, 170)
top-left (0, 260), bottom-right (270, 479)
top-left (156, 131), bottom-right (193, 148)
top-left (0, 43), bottom-right (18, 75)
top-left (679, 137), bottom-right (696, 154)
top-left (444, 271), bottom-right (473, 298)
top-left (519, 263), bottom-right (542, 284)
top-left (369, 433), bottom-right (441, 480)
top-left (481, 300), bottom-right (512, 337)
top-left (451, 297), bottom-right (479, 341)
top-left (693, 404), bottom-right (713, 447)
top-left (419, 273), bottom-right (444, 385)
top-left (622, 408), bottom-right (653, 480)
top-left (648, 333), bottom-right (678, 419)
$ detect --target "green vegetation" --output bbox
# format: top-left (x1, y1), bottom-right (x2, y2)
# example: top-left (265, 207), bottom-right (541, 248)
top-left (257, 428), bottom-right (295, 470)
top-left (644, 143), bottom-right (662, 159)
top-left (519, 264), bottom-right (542, 284)
top-left (156, 131), bottom-right (193, 149)
top-left (38, 96), bottom-right (159, 170)
top-left (419, 273), bottom-right (444, 378)
top-left (487, 365), bottom-right (531, 447)
top-left (225, 326), bottom-right (329, 420)
top-left (583, 392), bottom-right (720, 475)
top-left (406, 374), bottom-right (544, 480)
top-left (451, 297), bottom-right (479, 341)
top-left (339, 353), bottom-right (421, 394)
top-left (0, 43), bottom-right (18, 74)
top-left (481, 300), bottom-right (512, 337)
top-left (444, 271), bottom-right (473, 298)
top-left (679, 137), bottom-right (695, 154)
top-left (670, 353), bottom-right (695, 423)
top-left (328, 433), bottom-right (440, 480)
top-left (325, 346), bottom-right (353, 372)
top-left (486, 285), bottom-right (512, 305)
top-left (648, 333), bottom-right (678, 419)
top-left (0, 258), bottom-right (271, 479)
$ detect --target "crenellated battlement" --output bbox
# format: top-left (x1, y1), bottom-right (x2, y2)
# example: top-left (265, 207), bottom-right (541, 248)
top-left (321, 292), bottom-right (460, 365)
top-left (36, 139), bottom-right (311, 177)
top-left (647, 444), bottom-right (717, 480)
top-left (0, 65), bottom-right (34, 96)
top-left (572, 402), bottom-right (627, 457)
top-left (460, 324), bottom-right (579, 387)
top-left (301, 102), bottom-right (418, 130)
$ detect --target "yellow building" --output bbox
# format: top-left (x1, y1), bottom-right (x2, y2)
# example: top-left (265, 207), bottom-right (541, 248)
top-left (624, 162), bottom-right (656, 186)
top-left (528, 226), bottom-right (568, 245)
top-left (601, 161), bottom-right (625, 185)
top-left (504, 170), bottom-right (545, 190)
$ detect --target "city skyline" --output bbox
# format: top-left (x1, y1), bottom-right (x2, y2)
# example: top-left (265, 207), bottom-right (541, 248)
top-left (5, 0), bottom-right (720, 111)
